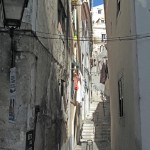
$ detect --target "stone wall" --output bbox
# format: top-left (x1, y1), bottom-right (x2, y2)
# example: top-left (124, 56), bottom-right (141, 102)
top-left (0, 0), bottom-right (71, 149)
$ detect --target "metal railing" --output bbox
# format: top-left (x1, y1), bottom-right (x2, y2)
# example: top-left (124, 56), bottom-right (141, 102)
top-left (86, 140), bottom-right (93, 150)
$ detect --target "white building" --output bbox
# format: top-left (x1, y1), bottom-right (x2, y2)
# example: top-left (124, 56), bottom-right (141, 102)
top-left (105, 0), bottom-right (150, 150)
top-left (79, 1), bottom-right (92, 120)
top-left (92, 4), bottom-right (106, 44)
top-left (91, 4), bottom-right (108, 102)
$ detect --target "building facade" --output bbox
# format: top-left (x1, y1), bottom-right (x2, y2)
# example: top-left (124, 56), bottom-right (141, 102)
top-left (69, 0), bottom-right (92, 149)
top-left (91, 4), bottom-right (108, 102)
top-left (79, 1), bottom-right (92, 120)
top-left (0, 0), bottom-right (93, 150)
top-left (105, 0), bottom-right (150, 150)
top-left (0, 0), bottom-right (72, 150)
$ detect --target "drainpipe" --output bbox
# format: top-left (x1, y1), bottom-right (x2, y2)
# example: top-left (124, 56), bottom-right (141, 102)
top-left (33, 105), bottom-right (40, 144)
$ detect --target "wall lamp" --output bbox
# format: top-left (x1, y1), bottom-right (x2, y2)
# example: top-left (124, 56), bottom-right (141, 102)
top-left (1, 0), bottom-right (28, 67)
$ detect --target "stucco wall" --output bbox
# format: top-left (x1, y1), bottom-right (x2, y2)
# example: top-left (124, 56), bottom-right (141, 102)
top-left (0, 30), bottom-right (69, 149)
top-left (0, 0), bottom-right (71, 149)
top-left (135, 0), bottom-right (150, 149)
top-left (105, 0), bottom-right (141, 150)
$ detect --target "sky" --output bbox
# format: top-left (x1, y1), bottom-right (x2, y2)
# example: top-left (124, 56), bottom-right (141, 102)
top-left (93, 0), bottom-right (103, 7)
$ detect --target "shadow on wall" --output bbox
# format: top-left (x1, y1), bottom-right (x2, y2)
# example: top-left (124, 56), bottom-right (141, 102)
top-left (92, 96), bottom-right (111, 150)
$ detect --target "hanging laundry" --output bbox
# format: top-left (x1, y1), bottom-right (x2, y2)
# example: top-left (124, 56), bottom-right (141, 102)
top-left (106, 60), bottom-right (109, 78)
top-left (100, 62), bottom-right (108, 84)
top-left (73, 73), bottom-right (79, 90)
top-left (98, 60), bottom-right (102, 74)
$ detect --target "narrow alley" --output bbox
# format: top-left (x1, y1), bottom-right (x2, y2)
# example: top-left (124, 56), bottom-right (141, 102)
top-left (0, 0), bottom-right (112, 150)
top-left (75, 97), bottom-right (111, 150)
top-left (2, 0), bottom-right (150, 150)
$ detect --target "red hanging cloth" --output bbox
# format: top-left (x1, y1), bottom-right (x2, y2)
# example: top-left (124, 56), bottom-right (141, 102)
top-left (73, 75), bottom-right (78, 90)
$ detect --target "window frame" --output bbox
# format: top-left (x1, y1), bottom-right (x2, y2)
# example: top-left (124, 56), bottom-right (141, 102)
top-left (118, 77), bottom-right (124, 117)
top-left (117, 0), bottom-right (121, 17)
top-left (98, 9), bottom-right (102, 14)
top-left (101, 34), bottom-right (107, 41)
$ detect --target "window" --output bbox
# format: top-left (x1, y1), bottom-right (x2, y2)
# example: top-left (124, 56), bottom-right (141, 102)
top-left (101, 19), bottom-right (105, 23)
top-left (98, 9), bottom-right (102, 14)
top-left (117, 0), bottom-right (121, 16)
top-left (101, 34), bottom-right (107, 41)
top-left (118, 77), bottom-right (124, 117)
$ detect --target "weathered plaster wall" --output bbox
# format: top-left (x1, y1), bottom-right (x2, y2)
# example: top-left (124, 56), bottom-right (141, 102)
top-left (105, 0), bottom-right (141, 150)
top-left (0, 30), bottom-right (69, 149)
top-left (135, 0), bottom-right (150, 149)
top-left (0, 0), bottom-right (71, 149)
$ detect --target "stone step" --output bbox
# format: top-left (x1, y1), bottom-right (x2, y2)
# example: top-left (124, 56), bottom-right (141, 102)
top-left (82, 126), bottom-right (94, 129)
top-left (82, 128), bottom-right (94, 132)
top-left (83, 125), bottom-right (94, 127)
top-left (90, 106), bottom-right (99, 108)
top-left (95, 134), bottom-right (110, 139)
top-left (82, 129), bottom-right (95, 133)
top-left (80, 136), bottom-right (95, 141)
top-left (90, 106), bottom-right (99, 109)
top-left (82, 128), bottom-right (94, 131)
top-left (83, 123), bottom-right (94, 127)
top-left (84, 120), bottom-right (94, 123)
top-left (88, 111), bottom-right (95, 113)
top-left (87, 113), bottom-right (93, 116)
top-left (81, 136), bottom-right (95, 140)
top-left (82, 130), bottom-right (95, 135)
top-left (81, 137), bottom-right (109, 142)
top-left (95, 132), bottom-right (111, 136)
top-left (90, 103), bottom-right (99, 105)
top-left (82, 127), bottom-right (94, 130)
top-left (86, 116), bottom-right (93, 119)
top-left (74, 146), bottom-right (82, 150)
top-left (95, 124), bottom-right (111, 127)
top-left (94, 138), bottom-right (111, 142)
top-left (82, 130), bottom-right (94, 133)
top-left (90, 104), bottom-right (99, 107)
top-left (82, 133), bottom-right (95, 137)
top-left (83, 124), bottom-right (94, 127)
top-left (94, 128), bottom-right (110, 131)
top-left (80, 139), bottom-right (94, 142)
top-left (94, 128), bottom-right (110, 132)
top-left (90, 103), bottom-right (99, 106)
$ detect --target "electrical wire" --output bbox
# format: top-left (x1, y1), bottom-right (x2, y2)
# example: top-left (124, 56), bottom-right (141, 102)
top-left (16, 31), bottom-right (150, 42)
top-left (1, 28), bottom-right (150, 42)
top-left (13, 30), bottom-right (64, 69)
top-left (20, 27), bottom-right (150, 42)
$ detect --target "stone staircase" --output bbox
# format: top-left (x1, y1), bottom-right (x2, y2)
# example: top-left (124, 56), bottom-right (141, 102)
top-left (75, 98), bottom-right (111, 150)
top-left (86, 101), bottom-right (100, 119)
top-left (81, 120), bottom-right (95, 142)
